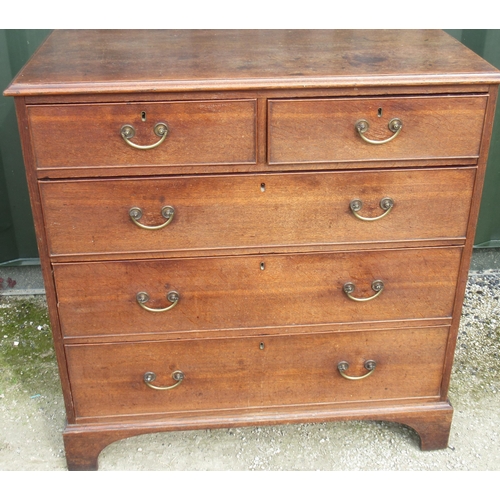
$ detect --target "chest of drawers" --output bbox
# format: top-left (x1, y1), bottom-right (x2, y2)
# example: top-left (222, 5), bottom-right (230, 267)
top-left (5, 29), bottom-right (500, 470)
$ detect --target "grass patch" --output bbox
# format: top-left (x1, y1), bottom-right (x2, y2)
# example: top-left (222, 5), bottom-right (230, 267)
top-left (0, 296), bottom-right (60, 398)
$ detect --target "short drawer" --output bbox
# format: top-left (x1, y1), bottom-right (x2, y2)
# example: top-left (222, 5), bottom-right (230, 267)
top-left (28, 100), bottom-right (256, 170)
top-left (66, 327), bottom-right (449, 419)
top-left (53, 247), bottom-right (462, 338)
top-left (40, 168), bottom-right (475, 258)
top-left (268, 95), bottom-right (487, 165)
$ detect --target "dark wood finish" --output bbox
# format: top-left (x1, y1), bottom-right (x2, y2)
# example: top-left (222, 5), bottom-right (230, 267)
top-left (62, 400), bottom-right (453, 470)
top-left (34, 155), bottom-right (482, 180)
top-left (53, 248), bottom-right (462, 339)
top-left (20, 84), bottom-right (493, 106)
top-left (66, 327), bottom-right (448, 418)
top-left (5, 30), bottom-right (500, 96)
top-left (12, 98), bottom-right (76, 422)
top-left (269, 96), bottom-right (486, 165)
top-left (36, 158), bottom-right (484, 180)
top-left (40, 168), bottom-right (475, 258)
top-left (5, 30), bottom-right (499, 470)
top-left (28, 100), bottom-right (256, 169)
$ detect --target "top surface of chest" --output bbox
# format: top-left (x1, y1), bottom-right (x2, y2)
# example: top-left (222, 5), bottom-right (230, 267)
top-left (5, 29), bottom-right (500, 96)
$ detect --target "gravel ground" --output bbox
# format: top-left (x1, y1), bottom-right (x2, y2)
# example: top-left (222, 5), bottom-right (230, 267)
top-left (0, 271), bottom-right (499, 471)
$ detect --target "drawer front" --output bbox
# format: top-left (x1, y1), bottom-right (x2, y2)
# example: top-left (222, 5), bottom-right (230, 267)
top-left (66, 327), bottom-right (449, 419)
top-left (40, 168), bottom-right (475, 257)
top-left (54, 247), bottom-right (462, 338)
top-left (268, 96), bottom-right (487, 165)
top-left (28, 100), bottom-right (256, 169)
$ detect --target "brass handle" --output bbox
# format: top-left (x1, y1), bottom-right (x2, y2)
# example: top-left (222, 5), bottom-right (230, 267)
top-left (129, 206), bottom-right (175, 230)
top-left (120, 122), bottom-right (168, 150)
top-left (136, 291), bottom-right (179, 312)
top-left (343, 280), bottom-right (384, 302)
top-left (143, 370), bottom-right (184, 390)
top-left (355, 118), bottom-right (402, 144)
top-left (350, 197), bottom-right (394, 221)
top-left (337, 360), bottom-right (376, 380)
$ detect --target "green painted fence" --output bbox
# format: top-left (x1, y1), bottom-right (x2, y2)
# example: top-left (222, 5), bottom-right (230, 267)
top-left (446, 30), bottom-right (500, 247)
top-left (0, 29), bottom-right (51, 264)
top-left (1, 29), bottom-right (499, 265)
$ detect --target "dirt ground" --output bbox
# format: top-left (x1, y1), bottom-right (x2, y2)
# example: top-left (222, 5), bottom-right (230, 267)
top-left (0, 272), bottom-right (499, 471)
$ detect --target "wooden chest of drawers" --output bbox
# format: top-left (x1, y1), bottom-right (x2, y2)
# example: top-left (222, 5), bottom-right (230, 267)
top-left (5, 30), bottom-right (500, 470)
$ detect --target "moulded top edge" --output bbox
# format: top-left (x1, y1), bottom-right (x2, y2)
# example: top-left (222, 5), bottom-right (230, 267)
top-left (5, 73), bottom-right (500, 97)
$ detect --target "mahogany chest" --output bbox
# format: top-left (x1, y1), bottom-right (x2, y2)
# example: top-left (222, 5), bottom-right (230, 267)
top-left (5, 30), bottom-right (500, 470)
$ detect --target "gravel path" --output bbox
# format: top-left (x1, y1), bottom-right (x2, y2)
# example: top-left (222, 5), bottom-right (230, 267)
top-left (1, 271), bottom-right (499, 471)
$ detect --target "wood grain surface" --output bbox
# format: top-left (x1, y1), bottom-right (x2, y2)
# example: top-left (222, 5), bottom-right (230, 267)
top-left (28, 100), bottom-right (256, 169)
top-left (40, 168), bottom-right (475, 258)
top-left (53, 247), bottom-right (462, 338)
top-left (65, 327), bottom-right (449, 419)
top-left (269, 95), bottom-right (486, 164)
top-left (6, 30), bottom-right (499, 468)
top-left (5, 30), bottom-right (500, 96)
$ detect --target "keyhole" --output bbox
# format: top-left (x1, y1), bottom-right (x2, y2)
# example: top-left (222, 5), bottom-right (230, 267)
top-left (260, 183), bottom-right (266, 192)
top-left (260, 262), bottom-right (265, 271)
top-left (378, 108), bottom-right (383, 117)
top-left (141, 111), bottom-right (147, 121)
top-left (259, 342), bottom-right (265, 350)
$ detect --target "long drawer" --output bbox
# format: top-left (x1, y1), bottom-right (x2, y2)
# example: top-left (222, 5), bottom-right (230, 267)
top-left (28, 100), bottom-right (257, 170)
top-left (268, 95), bottom-right (487, 165)
top-left (40, 168), bottom-right (475, 258)
top-left (66, 327), bottom-right (449, 419)
top-left (53, 247), bottom-right (462, 338)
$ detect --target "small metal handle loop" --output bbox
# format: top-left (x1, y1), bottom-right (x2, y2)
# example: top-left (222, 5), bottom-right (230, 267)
top-left (129, 206), bottom-right (175, 230)
top-left (337, 360), bottom-right (377, 380)
top-left (350, 197), bottom-right (394, 221)
top-left (136, 291), bottom-right (179, 312)
top-left (343, 280), bottom-right (384, 302)
top-left (120, 122), bottom-right (168, 150)
top-left (355, 118), bottom-right (402, 144)
top-left (143, 370), bottom-right (184, 390)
